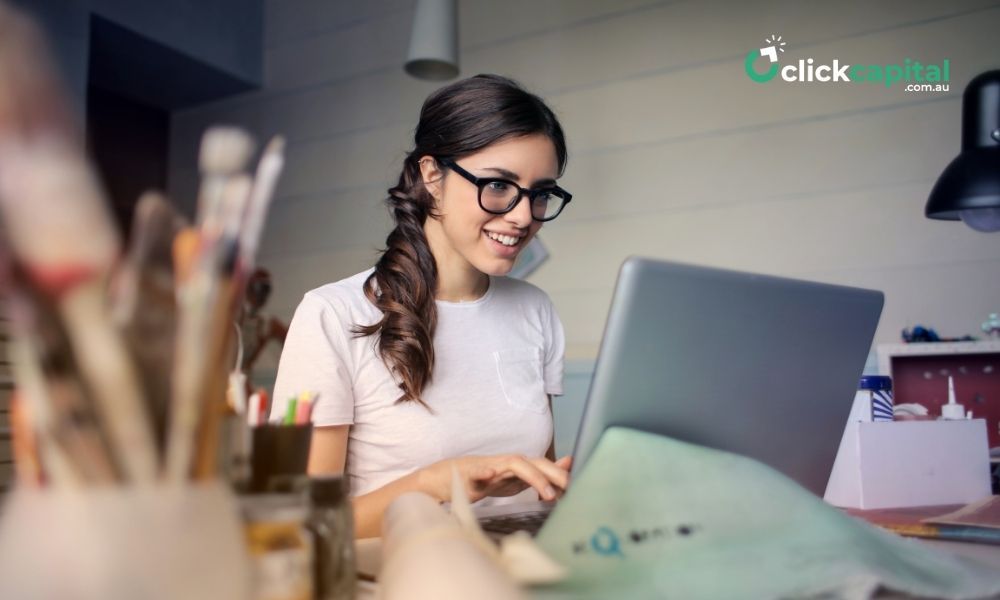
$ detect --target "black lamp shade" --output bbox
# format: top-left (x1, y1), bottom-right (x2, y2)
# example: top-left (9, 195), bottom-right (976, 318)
top-left (925, 147), bottom-right (1000, 219)
top-left (926, 70), bottom-right (1000, 222)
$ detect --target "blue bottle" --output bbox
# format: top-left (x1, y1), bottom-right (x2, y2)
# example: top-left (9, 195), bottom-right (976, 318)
top-left (859, 375), bottom-right (894, 422)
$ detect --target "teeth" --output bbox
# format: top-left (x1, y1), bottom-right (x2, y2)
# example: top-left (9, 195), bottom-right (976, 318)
top-left (486, 232), bottom-right (519, 247)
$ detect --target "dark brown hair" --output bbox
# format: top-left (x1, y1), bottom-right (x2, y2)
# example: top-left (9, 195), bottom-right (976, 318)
top-left (354, 74), bottom-right (568, 404)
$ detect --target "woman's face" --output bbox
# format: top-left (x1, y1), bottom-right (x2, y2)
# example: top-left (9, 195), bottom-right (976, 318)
top-left (421, 133), bottom-right (560, 278)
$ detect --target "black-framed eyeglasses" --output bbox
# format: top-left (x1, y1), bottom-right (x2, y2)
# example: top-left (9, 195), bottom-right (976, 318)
top-left (438, 158), bottom-right (572, 222)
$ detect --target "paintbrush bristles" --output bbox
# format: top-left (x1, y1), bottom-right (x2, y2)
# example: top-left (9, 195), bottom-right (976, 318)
top-left (263, 135), bottom-right (285, 159)
top-left (238, 136), bottom-right (286, 268)
top-left (220, 175), bottom-right (253, 239)
top-left (172, 229), bottom-right (201, 285)
top-left (0, 141), bottom-right (120, 274)
top-left (198, 127), bottom-right (255, 176)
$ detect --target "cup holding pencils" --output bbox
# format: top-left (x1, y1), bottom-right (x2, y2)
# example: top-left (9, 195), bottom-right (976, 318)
top-left (247, 391), bottom-right (315, 493)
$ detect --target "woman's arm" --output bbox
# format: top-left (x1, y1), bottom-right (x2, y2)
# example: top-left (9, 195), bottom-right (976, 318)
top-left (307, 425), bottom-right (427, 538)
top-left (307, 424), bottom-right (350, 475)
top-left (308, 425), bottom-right (416, 538)
top-left (307, 426), bottom-right (571, 538)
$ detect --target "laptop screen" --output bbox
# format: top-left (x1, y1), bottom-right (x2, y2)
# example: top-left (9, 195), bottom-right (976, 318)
top-left (570, 257), bottom-right (883, 496)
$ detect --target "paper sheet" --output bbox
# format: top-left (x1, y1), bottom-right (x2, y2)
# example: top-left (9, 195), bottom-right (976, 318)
top-left (531, 427), bottom-right (1000, 600)
top-left (927, 497), bottom-right (1000, 531)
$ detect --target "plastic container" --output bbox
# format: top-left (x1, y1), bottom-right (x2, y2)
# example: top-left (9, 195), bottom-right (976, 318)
top-left (858, 375), bottom-right (893, 422)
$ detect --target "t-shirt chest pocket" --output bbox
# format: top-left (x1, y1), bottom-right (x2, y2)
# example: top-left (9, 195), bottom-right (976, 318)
top-left (493, 347), bottom-right (547, 414)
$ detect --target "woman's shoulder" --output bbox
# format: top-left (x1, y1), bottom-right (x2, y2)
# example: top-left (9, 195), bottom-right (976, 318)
top-left (490, 276), bottom-right (554, 308)
top-left (300, 268), bottom-right (378, 316)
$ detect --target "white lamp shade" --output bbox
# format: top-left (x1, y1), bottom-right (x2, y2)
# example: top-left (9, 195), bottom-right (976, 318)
top-left (405, 0), bottom-right (459, 81)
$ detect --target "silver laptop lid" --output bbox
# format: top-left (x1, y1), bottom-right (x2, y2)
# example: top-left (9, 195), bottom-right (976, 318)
top-left (571, 257), bottom-right (884, 496)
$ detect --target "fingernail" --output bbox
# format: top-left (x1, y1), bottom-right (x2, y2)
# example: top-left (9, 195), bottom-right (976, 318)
top-left (544, 485), bottom-right (556, 499)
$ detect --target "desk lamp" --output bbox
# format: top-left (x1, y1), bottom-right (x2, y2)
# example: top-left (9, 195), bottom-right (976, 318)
top-left (925, 70), bottom-right (1000, 232)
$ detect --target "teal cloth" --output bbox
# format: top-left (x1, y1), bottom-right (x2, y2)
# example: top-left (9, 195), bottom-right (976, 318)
top-left (532, 427), bottom-right (1000, 600)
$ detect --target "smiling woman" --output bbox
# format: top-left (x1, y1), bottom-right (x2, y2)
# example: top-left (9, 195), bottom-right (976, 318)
top-left (269, 74), bottom-right (574, 538)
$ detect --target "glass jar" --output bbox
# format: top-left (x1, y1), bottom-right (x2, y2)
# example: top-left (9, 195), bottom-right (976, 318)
top-left (242, 493), bottom-right (314, 600)
top-left (307, 476), bottom-right (356, 600)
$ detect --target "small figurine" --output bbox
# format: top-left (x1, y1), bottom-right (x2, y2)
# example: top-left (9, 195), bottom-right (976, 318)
top-left (238, 268), bottom-right (288, 374)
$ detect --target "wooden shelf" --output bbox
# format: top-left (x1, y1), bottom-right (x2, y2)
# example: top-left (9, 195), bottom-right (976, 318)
top-left (877, 340), bottom-right (1000, 375)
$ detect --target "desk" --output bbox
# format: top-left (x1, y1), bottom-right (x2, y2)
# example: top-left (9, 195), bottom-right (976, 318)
top-left (351, 528), bottom-right (1000, 599)
top-left (847, 505), bottom-right (1000, 569)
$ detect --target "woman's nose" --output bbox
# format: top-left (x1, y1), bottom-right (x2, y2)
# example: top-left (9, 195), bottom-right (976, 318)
top-left (504, 193), bottom-right (534, 227)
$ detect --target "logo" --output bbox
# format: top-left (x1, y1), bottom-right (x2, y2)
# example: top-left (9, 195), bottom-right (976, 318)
top-left (743, 34), bottom-right (950, 92)
top-left (744, 34), bottom-right (785, 83)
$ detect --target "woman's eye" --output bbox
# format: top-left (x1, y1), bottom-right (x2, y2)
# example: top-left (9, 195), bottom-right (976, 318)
top-left (486, 181), bottom-right (512, 193)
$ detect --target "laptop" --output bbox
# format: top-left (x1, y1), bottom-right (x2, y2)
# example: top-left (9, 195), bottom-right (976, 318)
top-left (476, 257), bottom-right (884, 535)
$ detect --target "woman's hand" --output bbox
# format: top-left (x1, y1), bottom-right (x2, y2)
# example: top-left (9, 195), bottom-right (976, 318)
top-left (418, 454), bottom-right (573, 504)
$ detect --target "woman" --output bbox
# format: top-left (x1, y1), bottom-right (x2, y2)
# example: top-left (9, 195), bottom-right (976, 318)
top-left (271, 74), bottom-right (574, 538)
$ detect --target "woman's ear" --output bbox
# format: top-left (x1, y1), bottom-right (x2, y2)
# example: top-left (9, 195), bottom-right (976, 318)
top-left (417, 156), bottom-right (444, 201)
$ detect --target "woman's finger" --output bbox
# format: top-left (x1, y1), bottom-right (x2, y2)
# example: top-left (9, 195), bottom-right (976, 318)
top-left (502, 456), bottom-right (560, 501)
top-left (468, 464), bottom-right (496, 482)
top-left (528, 457), bottom-right (570, 491)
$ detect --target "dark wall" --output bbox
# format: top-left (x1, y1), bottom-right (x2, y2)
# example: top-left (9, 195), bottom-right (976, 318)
top-left (12, 0), bottom-right (263, 114)
top-left (86, 86), bottom-right (169, 233)
top-left (10, 0), bottom-right (263, 231)
top-left (89, 0), bottom-right (262, 87)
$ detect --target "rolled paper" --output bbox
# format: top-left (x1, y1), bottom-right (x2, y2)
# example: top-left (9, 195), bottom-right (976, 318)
top-left (447, 466), bottom-right (567, 585)
top-left (380, 492), bottom-right (525, 600)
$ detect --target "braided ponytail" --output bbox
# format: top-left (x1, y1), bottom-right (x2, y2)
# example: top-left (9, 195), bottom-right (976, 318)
top-left (354, 156), bottom-right (439, 403)
top-left (355, 74), bottom-right (567, 404)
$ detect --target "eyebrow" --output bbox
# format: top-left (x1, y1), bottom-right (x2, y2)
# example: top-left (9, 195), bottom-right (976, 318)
top-left (480, 166), bottom-right (557, 187)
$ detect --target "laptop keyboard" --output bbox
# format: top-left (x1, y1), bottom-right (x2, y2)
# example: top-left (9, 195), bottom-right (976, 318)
top-left (479, 509), bottom-right (551, 536)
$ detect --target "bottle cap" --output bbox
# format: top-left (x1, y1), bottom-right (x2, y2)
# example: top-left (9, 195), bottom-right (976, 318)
top-left (858, 375), bottom-right (892, 391)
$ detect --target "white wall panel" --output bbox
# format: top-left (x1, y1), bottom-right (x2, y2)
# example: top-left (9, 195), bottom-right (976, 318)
top-left (169, 0), bottom-right (1000, 369)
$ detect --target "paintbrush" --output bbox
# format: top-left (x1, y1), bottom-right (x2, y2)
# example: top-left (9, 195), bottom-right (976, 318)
top-left (166, 130), bottom-right (255, 482)
top-left (1, 250), bottom-right (119, 486)
top-left (196, 126), bottom-right (255, 234)
top-left (110, 191), bottom-right (187, 457)
top-left (191, 175), bottom-right (254, 479)
top-left (0, 4), bottom-right (78, 145)
top-left (238, 136), bottom-right (286, 271)
top-left (189, 137), bottom-right (286, 478)
top-left (0, 6), bottom-right (156, 484)
top-left (8, 391), bottom-right (44, 487)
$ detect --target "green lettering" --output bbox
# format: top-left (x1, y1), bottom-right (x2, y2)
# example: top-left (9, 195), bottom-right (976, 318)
top-left (867, 65), bottom-right (883, 81)
top-left (884, 65), bottom-right (903, 87)
top-left (925, 65), bottom-right (940, 82)
top-left (851, 65), bottom-right (866, 82)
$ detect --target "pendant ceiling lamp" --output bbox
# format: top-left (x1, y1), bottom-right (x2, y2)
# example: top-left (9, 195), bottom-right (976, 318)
top-left (925, 70), bottom-right (1000, 232)
top-left (404, 0), bottom-right (459, 81)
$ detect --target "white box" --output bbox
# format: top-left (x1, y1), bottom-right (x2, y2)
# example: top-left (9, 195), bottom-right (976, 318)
top-left (824, 419), bottom-right (992, 509)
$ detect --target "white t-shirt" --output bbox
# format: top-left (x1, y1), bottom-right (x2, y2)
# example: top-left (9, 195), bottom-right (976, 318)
top-left (270, 268), bottom-right (565, 498)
